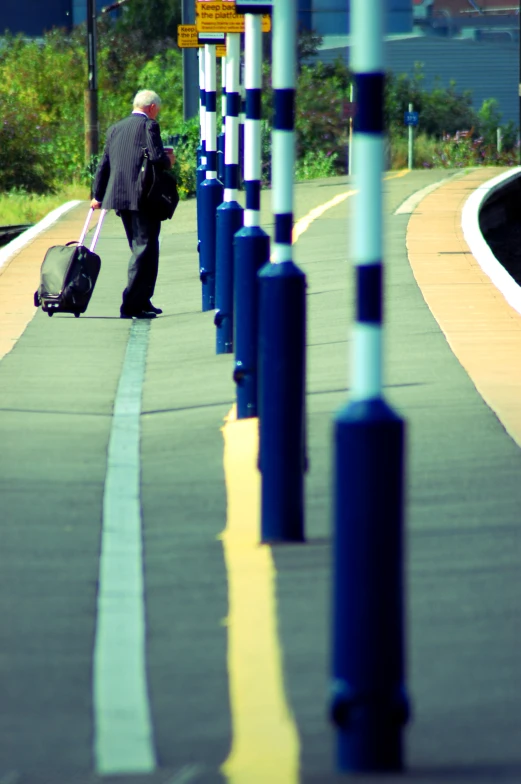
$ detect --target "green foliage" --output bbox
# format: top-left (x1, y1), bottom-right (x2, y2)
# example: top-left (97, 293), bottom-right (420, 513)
top-left (135, 49), bottom-right (184, 130)
top-left (385, 66), bottom-right (477, 139)
top-left (295, 61), bottom-right (350, 171)
top-left (295, 150), bottom-right (338, 181)
top-left (0, 184), bottom-right (90, 226)
top-left (0, 31), bottom-right (86, 192)
top-left (114, 0), bottom-right (181, 55)
top-left (476, 98), bottom-right (517, 151)
top-left (162, 118), bottom-right (201, 199)
top-left (390, 131), bottom-right (519, 170)
top-left (1, 21), bottom-right (519, 201)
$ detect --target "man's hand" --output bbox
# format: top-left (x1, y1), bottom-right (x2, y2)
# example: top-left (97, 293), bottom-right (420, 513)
top-left (91, 198), bottom-right (102, 210)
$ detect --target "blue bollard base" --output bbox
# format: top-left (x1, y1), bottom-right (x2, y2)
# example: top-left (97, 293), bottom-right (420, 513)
top-left (233, 227), bottom-right (270, 419)
top-left (199, 176), bottom-right (224, 312)
top-left (258, 259), bottom-right (307, 543)
top-left (332, 395), bottom-right (409, 774)
top-left (215, 200), bottom-right (244, 355)
top-left (337, 721), bottom-right (403, 773)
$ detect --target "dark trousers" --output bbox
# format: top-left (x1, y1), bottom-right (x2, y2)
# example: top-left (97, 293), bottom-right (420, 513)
top-left (119, 210), bottom-right (161, 314)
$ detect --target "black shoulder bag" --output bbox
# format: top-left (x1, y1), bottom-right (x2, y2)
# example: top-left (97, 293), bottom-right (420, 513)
top-left (137, 128), bottom-right (179, 221)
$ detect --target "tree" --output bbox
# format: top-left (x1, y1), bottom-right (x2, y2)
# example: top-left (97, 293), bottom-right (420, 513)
top-left (114, 0), bottom-right (181, 55)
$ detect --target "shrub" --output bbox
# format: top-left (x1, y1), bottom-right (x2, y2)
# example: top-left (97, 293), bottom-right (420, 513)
top-left (162, 117), bottom-right (201, 199)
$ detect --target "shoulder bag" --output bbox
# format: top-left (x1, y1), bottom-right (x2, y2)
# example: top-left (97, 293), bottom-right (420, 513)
top-left (137, 141), bottom-right (179, 222)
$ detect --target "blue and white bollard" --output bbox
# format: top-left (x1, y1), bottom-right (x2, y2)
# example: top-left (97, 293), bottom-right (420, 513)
top-left (217, 62), bottom-right (226, 183)
top-left (330, 0), bottom-right (410, 772)
top-left (233, 13), bottom-right (270, 417)
top-left (215, 33), bottom-right (244, 354)
top-left (196, 48), bottom-right (207, 256)
top-left (238, 83), bottom-right (246, 190)
top-left (258, 0), bottom-right (306, 543)
top-left (199, 43), bottom-right (224, 312)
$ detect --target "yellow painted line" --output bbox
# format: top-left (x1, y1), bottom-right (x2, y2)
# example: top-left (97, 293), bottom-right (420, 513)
top-left (220, 407), bottom-right (300, 784)
top-left (292, 190), bottom-right (357, 243)
top-left (291, 170), bottom-right (408, 244)
top-left (385, 169), bottom-right (409, 180)
top-left (220, 171), bottom-right (411, 783)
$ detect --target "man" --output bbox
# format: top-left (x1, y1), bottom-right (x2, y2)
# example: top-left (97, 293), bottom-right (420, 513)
top-left (91, 89), bottom-right (175, 319)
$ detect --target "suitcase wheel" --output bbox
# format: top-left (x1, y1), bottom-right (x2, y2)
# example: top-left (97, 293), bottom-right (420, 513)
top-left (74, 312), bottom-right (80, 318)
top-left (34, 290), bottom-right (41, 307)
top-left (48, 311), bottom-right (53, 317)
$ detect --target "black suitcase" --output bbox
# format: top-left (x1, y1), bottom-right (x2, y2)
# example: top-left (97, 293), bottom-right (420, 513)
top-left (34, 208), bottom-right (107, 317)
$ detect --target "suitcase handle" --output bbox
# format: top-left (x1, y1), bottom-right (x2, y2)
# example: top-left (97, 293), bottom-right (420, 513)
top-left (77, 207), bottom-right (108, 251)
top-left (89, 209), bottom-right (107, 252)
top-left (78, 208), bottom-right (96, 246)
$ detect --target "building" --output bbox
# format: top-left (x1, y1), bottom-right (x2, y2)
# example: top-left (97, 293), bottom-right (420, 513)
top-left (1, 0), bottom-right (106, 37)
top-left (310, 0), bottom-right (414, 38)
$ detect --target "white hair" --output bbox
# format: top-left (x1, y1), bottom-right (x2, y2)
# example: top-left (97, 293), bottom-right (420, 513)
top-left (133, 89), bottom-right (161, 110)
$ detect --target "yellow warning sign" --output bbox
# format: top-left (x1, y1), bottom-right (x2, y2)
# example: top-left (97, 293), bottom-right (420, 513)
top-left (195, 2), bottom-right (270, 33)
top-left (216, 44), bottom-right (227, 57)
top-left (177, 24), bottom-right (202, 47)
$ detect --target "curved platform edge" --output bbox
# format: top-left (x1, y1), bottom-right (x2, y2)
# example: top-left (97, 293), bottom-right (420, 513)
top-left (407, 166), bottom-right (521, 448)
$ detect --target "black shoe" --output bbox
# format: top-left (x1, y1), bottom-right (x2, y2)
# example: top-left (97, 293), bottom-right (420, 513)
top-left (145, 302), bottom-right (163, 314)
top-left (120, 309), bottom-right (157, 319)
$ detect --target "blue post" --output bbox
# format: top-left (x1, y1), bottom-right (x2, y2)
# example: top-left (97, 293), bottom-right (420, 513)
top-left (258, 0), bottom-right (306, 542)
top-left (330, 0), bottom-right (410, 772)
top-left (199, 43), bottom-right (223, 312)
top-left (215, 33), bottom-right (244, 354)
top-left (234, 228), bottom-right (269, 416)
top-left (196, 49), bottom-right (207, 257)
top-left (233, 13), bottom-right (270, 417)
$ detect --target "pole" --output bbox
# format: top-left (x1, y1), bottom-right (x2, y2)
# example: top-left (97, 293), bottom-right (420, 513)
top-left (408, 102), bottom-right (413, 170)
top-left (348, 82), bottom-right (354, 176)
top-left (233, 14), bottom-right (270, 416)
top-left (215, 34), bottom-right (244, 354)
top-left (196, 49), bottom-right (207, 256)
top-left (85, 0), bottom-right (99, 168)
top-left (181, 0), bottom-right (199, 120)
top-left (217, 63), bottom-right (226, 182)
top-left (199, 44), bottom-right (224, 312)
top-left (258, 0), bottom-right (306, 542)
top-left (330, 0), bottom-right (409, 772)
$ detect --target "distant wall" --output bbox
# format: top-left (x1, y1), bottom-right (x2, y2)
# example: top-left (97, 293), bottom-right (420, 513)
top-left (1, 0), bottom-right (72, 35)
top-left (1, 0), bottom-right (107, 35)
top-left (318, 35), bottom-right (519, 127)
top-left (311, 0), bottom-right (413, 37)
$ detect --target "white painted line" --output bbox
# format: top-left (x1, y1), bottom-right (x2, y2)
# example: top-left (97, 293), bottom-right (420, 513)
top-left (94, 318), bottom-right (156, 775)
top-left (394, 173), bottom-right (463, 215)
top-left (462, 167), bottom-right (521, 316)
top-left (0, 200), bottom-right (82, 271)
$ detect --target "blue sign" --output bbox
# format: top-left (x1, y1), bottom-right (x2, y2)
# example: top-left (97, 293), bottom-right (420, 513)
top-left (404, 111), bottom-right (419, 127)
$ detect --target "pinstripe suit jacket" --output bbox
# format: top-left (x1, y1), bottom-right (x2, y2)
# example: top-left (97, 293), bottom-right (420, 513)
top-left (93, 112), bottom-right (171, 211)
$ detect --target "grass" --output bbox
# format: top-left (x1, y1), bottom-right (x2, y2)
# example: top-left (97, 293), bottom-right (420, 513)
top-left (0, 184), bottom-right (90, 227)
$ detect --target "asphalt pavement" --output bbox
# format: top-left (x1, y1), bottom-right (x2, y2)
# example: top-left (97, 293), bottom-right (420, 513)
top-left (0, 169), bottom-right (520, 784)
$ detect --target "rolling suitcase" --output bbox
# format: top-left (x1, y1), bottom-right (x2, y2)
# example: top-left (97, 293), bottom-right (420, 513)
top-left (34, 207), bottom-right (107, 317)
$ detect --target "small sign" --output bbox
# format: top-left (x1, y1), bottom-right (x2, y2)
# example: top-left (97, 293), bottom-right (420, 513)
top-left (235, 0), bottom-right (272, 13)
top-left (177, 24), bottom-right (202, 47)
top-left (216, 44), bottom-right (227, 57)
top-left (196, 2), bottom-right (270, 33)
top-left (198, 31), bottom-right (226, 43)
top-left (404, 111), bottom-right (419, 126)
